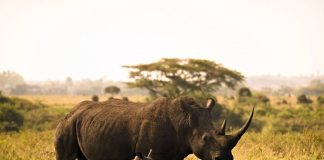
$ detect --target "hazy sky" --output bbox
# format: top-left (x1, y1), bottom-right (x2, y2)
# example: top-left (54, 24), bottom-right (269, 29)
top-left (1, 0), bottom-right (324, 81)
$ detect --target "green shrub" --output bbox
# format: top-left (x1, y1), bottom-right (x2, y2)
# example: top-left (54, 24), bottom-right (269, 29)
top-left (0, 95), bottom-right (12, 104)
top-left (297, 94), bottom-right (312, 104)
top-left (0, 103), bottom-right (24, 132)
top-left (91, 95), bottom-right (99, 102)
top-left (255, 94), bottom-right (270, 104)
top-left (262, 106), bottom-right (324, 133)
top-left (122, 97), bottom-right (129, 101)
top-left (238, 87), bottom-right (252, 98)
top-left (282, 99), bottom-right (288, 104)
top-left (237, 92), bottom-right (270, 106)
top-left (317, 96), bottom-right (324, 105)
top-left (237, 87), bottom-right (270, 105)
top-left (0, 95), bottom-right (70, 132)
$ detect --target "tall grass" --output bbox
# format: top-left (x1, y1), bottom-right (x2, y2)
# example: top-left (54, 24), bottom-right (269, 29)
top-left (0, 95), bottom-right (323, 160)
top-left (0, 131), bottom-right (55, 160)
top-left (1, 130), bottom-right (322, 160)
top-left (233, 131), bottom-right (324, 160)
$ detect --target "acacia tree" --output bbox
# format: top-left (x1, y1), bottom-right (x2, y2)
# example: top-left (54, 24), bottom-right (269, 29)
top-left (104, 86), bottom-right (121, 97)
top-left (123, 58), bottom-right (244, 98)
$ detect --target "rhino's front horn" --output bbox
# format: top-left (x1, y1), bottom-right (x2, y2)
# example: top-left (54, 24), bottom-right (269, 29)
top-left (228, 105), bottom-right (254, 147)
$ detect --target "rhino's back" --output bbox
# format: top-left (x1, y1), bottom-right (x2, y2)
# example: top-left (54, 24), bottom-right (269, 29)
top-left (76, 100), bottom-right (146, 160)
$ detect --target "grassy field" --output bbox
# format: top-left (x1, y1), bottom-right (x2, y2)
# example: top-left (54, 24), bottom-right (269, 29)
top-left (1, 95), bottom-right (323, 160)
top-left (1, 130), bottom-right (322, 160)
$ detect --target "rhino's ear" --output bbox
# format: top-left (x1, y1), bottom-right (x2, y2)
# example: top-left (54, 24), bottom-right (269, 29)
top-left (206, 98), bottom-right (215, 110)
top-left (177, 99), bottom-right (199, 126)
top-left (178, 99), bottom-right (193, 113)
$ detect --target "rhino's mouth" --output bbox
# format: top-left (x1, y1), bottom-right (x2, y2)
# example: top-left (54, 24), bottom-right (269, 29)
top-left (214, 155), bottom-right (233, 160)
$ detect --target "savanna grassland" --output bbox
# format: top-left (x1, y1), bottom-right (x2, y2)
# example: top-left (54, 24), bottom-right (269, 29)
top-left (0, 95), bottom-right (323, 160)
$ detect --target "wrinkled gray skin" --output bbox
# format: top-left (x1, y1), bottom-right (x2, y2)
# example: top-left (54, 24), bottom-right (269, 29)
top-left (55, 96), bottom-right (253, 160)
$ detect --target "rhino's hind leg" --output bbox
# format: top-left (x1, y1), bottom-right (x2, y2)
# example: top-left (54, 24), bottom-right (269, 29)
top-left (76, 147), bottom-right (87, 160)
top-left (55, 123), bottom-right (79, 160)
top-left (55, 135), bottom-right (79, 160)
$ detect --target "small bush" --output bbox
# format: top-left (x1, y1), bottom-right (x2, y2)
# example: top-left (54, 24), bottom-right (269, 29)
top-left (297, 94), bottom-right (312, 104)
top-left (255, 94), bottom-right (270, 104)
top-left (262, 106), bottom-right (324, 133)
top-left (237, 93), bottom-right (270, 105)
top-left (0, 103), bottom-right (24, 132)
top-left (122, 97), bottom-right (129, 101)
top-left (0, 95), bottom-right (68, 131)
top-left (317, 96), bottom-right (324, 105)
top-left (238, 87), bottom-right (252, 97)
top-left (91, 95), bottom-right (99, 102)
top-left (282, 99), bottom-right (288, 104)
top-left (0, 95), bottom-right (12, 104)
top-left (237, 87), bottom-right (253, 104)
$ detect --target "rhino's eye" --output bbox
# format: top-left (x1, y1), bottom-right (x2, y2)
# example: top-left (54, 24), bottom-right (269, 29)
top-left (202, 134), bottom-right (211, 141)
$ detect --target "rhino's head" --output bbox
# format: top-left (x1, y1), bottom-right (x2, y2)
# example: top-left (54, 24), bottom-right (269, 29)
top-left (206, 108), bottom-right (253, 160)
top-left (180, 98), bottom-right (254, 160)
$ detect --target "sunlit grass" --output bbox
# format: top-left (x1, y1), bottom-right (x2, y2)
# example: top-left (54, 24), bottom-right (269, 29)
top-left (1, 95), bottom-right (323, 160)
top-left (1, 130), bottom-right (323, 160)
top-left (233, 130), bottom-right (324, 160)
top-left (0, 131), bottom-right (55, 160)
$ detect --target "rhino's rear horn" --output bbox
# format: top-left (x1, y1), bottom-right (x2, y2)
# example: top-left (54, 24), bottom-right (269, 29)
top-left (219, 119), bottom-right (226, 135)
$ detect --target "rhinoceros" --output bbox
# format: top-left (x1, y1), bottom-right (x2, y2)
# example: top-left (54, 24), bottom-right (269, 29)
top-left (55, 96), bottom-right (254, 160)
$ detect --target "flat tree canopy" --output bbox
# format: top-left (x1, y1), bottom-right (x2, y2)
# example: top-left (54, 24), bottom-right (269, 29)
top-left (104, 86), bottom-right (121, 97)
top-left (124, 58), bottom-right (244, 98)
